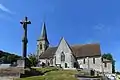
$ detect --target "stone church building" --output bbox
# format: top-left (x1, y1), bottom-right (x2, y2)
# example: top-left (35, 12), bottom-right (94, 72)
top-left (36, 22), bottom-right (112, 73)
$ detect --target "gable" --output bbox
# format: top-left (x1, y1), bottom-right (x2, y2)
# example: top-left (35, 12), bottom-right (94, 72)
top-left (55, 37), bottom-right (72, 55)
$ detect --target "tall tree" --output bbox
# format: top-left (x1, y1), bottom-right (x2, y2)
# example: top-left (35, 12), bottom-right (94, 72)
top-left (28, 53), bottom-right (38, 67)
top-left (102, 53), bottom-right (115, 73)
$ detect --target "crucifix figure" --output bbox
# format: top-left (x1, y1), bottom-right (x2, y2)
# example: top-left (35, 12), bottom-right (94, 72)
top-left (20, 17), bottom-right (31, 59)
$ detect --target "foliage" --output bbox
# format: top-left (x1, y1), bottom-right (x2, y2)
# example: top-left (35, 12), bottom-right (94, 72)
top-left (0, 50), bottom-right (22, 64)
top-left (102, 53), bottom-right (115, 73)
top-left (28, 53), bottom-right (38, 67)
top-left (116, 71), bottom-right (120, 74)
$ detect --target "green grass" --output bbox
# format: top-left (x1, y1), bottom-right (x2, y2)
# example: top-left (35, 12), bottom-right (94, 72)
top-left (33, 67), bottom-right (58, 73)
top-left (16, 68), bottom-right (78, 80)
top-left (116, 75), bottom-right (120, 80)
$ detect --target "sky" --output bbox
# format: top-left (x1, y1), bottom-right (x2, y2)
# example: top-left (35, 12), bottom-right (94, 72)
top-left (0, 0), bottom-right (120, 71)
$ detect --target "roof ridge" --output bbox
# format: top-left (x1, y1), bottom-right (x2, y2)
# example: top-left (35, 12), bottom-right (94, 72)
top-left (71, 43), bottom-right (100, 47)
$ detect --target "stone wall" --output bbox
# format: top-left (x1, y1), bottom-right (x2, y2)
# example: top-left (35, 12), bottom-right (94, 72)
top-left (102, 62), bottom-right (112, 73)
top-left (77, 57), bottom-right (102, 72)
top-left (77, 56), bottom-right (112, 73)
top-left (0, 67), bottom-right (23, 80)
top-left (0, 73), bottom-right (20, 80)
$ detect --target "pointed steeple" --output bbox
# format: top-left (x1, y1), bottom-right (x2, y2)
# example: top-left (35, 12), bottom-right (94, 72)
top-left (36, 22), bottom-right (49, 56)
top-left (38, 22), bottom-right (48, 41)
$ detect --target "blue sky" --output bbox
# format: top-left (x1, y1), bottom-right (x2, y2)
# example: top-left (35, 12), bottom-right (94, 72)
top-left (0, 0), bottom-right (120, 71)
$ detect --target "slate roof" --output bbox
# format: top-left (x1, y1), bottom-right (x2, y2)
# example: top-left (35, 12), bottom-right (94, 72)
top-left (39, 47), bottom-right (57, 59)
top-left (39, 43), bottom-right (101, 59)
top-left (71, 43), bottom-right (101, 58)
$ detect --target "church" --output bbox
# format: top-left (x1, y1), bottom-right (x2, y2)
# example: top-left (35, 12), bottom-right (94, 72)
top-left (36, 22), bottom-right (112, 73)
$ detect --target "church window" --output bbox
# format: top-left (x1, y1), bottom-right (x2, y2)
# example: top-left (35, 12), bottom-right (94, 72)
top-left (65, 63), bottom-right (67, 68)
top-left (74, 62), bottom-right (78, 68)
top-left (50, 59), bottom-right (53, 65)
top-left (40, 44), bottom-right (42, 49)
top-left (104, 63), bottom-right (107, 67)
top-left (93, 58), bottom-right (95, 64)
top-left (83, 58), bottom-right (85, 64)
top-left (61, 52), bottom-right (65, 62)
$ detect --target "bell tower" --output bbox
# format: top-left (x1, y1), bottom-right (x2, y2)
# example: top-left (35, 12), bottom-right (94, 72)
top-left (37, 22), bottom-right (49, 58)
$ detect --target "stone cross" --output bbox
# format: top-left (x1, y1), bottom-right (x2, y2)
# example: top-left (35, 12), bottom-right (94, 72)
top-left (20, 17), bottom-right (31, 59)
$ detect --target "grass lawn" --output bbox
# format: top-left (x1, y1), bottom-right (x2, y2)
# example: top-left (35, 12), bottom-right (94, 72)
top-left (116, 75), bottom-right (120, 80)
top-left (32, 67), bottom-right (58, 73)
top-left (16, 68), bottom-right (78, 80)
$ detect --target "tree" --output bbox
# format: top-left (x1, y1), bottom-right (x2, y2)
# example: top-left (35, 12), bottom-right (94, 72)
top-left (0, 51), bottom-right (22, 64)
top-left (102, 53), bottom-right (115, 73)
top-left (28, 53), bottom-right (38, 67)
top-left (0, 56), bottom-right (7, 63)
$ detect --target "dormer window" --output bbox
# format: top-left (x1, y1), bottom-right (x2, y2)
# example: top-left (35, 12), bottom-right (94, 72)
top-left (61, 52), bottom-right (65, 62)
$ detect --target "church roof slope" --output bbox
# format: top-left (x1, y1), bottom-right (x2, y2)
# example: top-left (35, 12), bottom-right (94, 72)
top-left (39, 43), bottom-right (101, 59)
top-left (39, 47), bottom-right (57, 59)
top-left (71, 43), bottom-right (101, 58)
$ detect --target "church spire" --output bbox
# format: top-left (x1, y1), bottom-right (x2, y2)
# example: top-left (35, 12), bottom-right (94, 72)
top-left (36, 22), bottom-right (49, 57)
top-left (39, 22), bottom-right (48, 40)
top-left (41, 22), bottom-right (47, 39)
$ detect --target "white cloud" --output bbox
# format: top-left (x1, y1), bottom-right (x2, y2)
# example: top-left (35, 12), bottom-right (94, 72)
top-left (84, 39), bottom-right (100, 44)
top-left (0, 4), bottom-right (13, 14)
top-left (94, 24), bottom-right (111, 34)
top-left (94, 24), bottom-right (105, 31)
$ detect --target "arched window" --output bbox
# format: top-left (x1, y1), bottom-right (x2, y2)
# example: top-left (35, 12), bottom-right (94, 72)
top-left (83, 58), bottom-right (85, 64)
top-left (61, 52), bottom-right (65, 62)
top-left (50, 58), bottom-right (53, 65)
top-left (74, 62), bottom-right (77, 68)
top-left (65, 63), bottom-right (67, 68)
top-left (104, 63), bottom-right (107, 67)
top-left (93, 58), bottom-right (95, 64)
top-left (40, 44), bottom-right (42, 49)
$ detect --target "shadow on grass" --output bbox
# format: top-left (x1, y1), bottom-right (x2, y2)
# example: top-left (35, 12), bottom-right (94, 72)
top-left (20, 68), bottom-right (44, 78)
top-left (20, 68), bottom-right (58, 78)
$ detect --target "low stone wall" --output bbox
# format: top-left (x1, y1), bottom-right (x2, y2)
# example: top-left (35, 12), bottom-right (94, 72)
top-left (0, 76), bottom-right (19, 80)
top-left (0, 77), bottom-right (13, 80)
top-left (0, 73), bottom-right (20, 80)
top-left (0, 67), bottom-right (24, 80)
